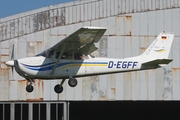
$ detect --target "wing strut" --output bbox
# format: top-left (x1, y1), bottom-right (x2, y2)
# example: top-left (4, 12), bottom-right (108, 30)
top-left (50, 44), bottom-right (66, 75)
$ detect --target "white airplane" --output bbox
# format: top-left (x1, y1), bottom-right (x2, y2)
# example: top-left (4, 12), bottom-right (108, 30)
top-left (5, 26), bottom-right (174, 94)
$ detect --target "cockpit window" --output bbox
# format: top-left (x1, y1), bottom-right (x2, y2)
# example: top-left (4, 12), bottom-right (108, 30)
top-left (54, 52), bottom-right (73, 59)
top-left (36, 49), bottom-right (54, 58)
top-left (74, 53), bottom-right (83, 60)
top-left (74, 53), bottom-right (89, 60)
top-left (36, 50), bottom-right (90, 60)
top-left (55, 52), bottom-right (60, 59)
top-left (48, 50), bottom-right (54, 58)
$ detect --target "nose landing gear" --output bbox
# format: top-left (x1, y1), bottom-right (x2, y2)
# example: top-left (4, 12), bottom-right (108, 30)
top-left (26, 79), bottom-right (34, 93)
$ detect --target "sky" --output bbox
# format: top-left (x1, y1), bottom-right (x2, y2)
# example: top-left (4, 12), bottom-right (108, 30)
top-left (0, 0), bottom-right (75, 18)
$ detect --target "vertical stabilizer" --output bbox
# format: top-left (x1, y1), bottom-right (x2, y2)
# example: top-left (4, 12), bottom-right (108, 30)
top-left (141, 31), bottom-right (174, 63)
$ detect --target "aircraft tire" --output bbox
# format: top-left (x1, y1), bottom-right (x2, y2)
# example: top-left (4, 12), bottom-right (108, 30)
top-left (26, 85), bottom-right (34, 92)
top-left (68, 78), bottom-right (78, 87)
top-left (54, 84), bottom-right (63, 94)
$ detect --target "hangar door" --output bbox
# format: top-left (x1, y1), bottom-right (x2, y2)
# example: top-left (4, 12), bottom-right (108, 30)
top-left (0, 102), bottom-right (69, 120)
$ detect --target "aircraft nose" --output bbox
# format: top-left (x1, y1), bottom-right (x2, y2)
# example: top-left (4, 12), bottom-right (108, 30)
top-left (5, 60), bottom-right (14, 67)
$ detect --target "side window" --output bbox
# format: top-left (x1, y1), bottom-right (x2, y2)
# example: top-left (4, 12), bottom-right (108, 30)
top-left (55, 52), bottom-right (72, 60)
top-left (55, 52), bottom-right (60, 59)
top-left (62, 53), bottom-right (72, 59)
top-left (74, 53), bottom-right (83, 60)
top-left (48, 50), bottom-right (54, 58)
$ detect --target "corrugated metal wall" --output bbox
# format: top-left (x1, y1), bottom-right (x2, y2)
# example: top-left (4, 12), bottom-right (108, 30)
top-left (0, 0), bottom-right (180, 101)
top-left (1, 0), bottom-right (180, 41)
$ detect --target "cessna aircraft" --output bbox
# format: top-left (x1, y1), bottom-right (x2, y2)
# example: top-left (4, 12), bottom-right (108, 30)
top-left (5, 26), bottom-right (174, 94)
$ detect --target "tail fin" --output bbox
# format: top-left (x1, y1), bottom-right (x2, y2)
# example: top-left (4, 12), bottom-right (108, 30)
top-left (141, 31), bottom-right (174, 63)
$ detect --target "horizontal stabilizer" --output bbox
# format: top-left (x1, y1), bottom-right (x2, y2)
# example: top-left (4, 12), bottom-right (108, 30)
top-left (142, 59), bottom-right (173, 66)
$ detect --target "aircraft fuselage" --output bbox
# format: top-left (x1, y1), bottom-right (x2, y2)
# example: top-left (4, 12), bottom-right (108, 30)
top-left (14, 56), bottom-right (142, 79)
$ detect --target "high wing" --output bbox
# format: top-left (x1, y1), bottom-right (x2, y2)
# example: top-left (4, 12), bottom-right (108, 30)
top-left (39, 26), bottom-right (107, 75)
top-left (51, 26), bottom-right (107, 55)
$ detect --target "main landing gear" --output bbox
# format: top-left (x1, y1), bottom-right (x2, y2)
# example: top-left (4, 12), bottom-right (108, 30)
top-left (54, 78), bottom-right (78, 94)
top-left (54, 79), bottom-right (65, 94)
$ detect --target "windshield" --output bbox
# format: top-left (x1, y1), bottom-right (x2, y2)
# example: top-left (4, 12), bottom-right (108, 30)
top-left (36, 49), bottom-right (54, 58)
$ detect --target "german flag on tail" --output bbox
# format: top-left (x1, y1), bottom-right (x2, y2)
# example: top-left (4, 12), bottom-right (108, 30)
top-left (161, 36), bottom-right (167, 40)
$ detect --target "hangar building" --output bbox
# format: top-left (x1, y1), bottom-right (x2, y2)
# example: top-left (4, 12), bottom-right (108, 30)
top-left (0, 0), bottom-right (180, 119)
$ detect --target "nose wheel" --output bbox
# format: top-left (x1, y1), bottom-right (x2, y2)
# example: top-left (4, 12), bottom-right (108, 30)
top-left (26, 79), bottom-right (34, 93)
top-left (26, 85), bottom-right (34, 92)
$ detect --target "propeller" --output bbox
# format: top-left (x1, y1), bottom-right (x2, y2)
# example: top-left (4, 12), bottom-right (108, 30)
top-left (6, 44), bottom-right (15, 75)
top-left (11, 44), bottom-right (14, 61)
top-left (11, 44), bottom-right (14, 74)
